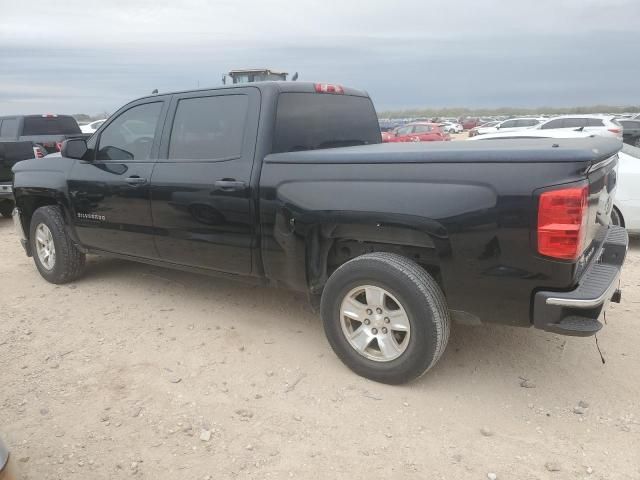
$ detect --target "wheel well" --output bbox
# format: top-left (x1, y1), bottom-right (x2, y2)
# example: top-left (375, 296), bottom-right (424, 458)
top-left (613, 205), bottom-right (625, 227)
top-left (16, 196), bottom-right (59, 238)
top-left (308, 235), bottom-right (442, 295)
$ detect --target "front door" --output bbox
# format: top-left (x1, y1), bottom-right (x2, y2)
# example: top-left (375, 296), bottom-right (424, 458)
top-left (150, 88), bottom-right (260, 274)
top-left (67, 99), bottom-right (168, 258)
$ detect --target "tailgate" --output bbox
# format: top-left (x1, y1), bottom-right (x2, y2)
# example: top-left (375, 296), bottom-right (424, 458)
top-left (19, 135), bottom-right (67, 153)
top-left (579, 150), bottom-right (620, 273)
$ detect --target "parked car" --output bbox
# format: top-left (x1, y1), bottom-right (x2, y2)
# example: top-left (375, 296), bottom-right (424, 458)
top-left (12, 81), bottom-right (628, 384)
top-left (466, 129), bottom-right (595, 141)
top-left (460, 117), bottom-right (481, 130)
top-left (80, 119), bottom-right (106, 134)
top-left (468, 121), bottom-right (500, 138)
top-left (610, 143), bottom-right (640, 233)
top-left (0, 141), bottom-right (35, 217)
top-left (617, 119), bottom-right (640, 147)
top-left (383, 122), bottom-right (450, 142)
top-left (440, 122), bottom-right (463, 134)
top-left (0, 114), bottom-right (90, 154)
top-left (470, 117), bottom-right (543, 137)
top-left (536, 115), bottom-right (622, 139)
top-left (0, 436), bottom-right (16, 480)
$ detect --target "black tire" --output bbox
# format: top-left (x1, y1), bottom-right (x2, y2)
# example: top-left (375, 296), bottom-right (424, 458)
top-left (610, 207), bottom-right (624, 227)
top-left (320, 252), bottom-right (450, 384)
top-left (30, 206), bottom-right (86, 284)
top-left (0, 201), bottom-right (13, 218)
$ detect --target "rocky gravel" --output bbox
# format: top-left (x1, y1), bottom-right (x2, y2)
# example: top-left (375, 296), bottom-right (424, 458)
top-left (1, 218), bottom-right (639, 479)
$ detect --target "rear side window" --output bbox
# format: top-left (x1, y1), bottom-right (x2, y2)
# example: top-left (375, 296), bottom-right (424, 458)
top-left (500, 120), bottom-right (518, 128)
top-left (413, 125), bottom-right (432, 133)
top-left (273, 93), bottom-right (381, 153)
top-left (563, 118), bottom-right (586, 128)
top-left (168, 95), bottom-right (249, 160)
top-left (22, 116), bottom-right (81, 135)
top-left (586, 118), bottom-right (605, 127)
top-left (0, 118), bottom-right (18, 138)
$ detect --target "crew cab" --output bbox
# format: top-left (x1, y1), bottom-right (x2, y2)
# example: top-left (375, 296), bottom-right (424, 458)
top-left (11, 82), bottom-right (628, 384)
top-left (0, 114), bottom-right (87, 154)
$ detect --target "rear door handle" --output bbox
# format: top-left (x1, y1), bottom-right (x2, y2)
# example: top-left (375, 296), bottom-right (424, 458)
top-left (125, 176), bottom-right (148, 185)
top-left (214, 179), bottom-right (246, 191)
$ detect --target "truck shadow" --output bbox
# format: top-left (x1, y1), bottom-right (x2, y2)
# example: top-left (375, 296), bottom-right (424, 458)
top-left (80, 255), bottom-right (613, 388)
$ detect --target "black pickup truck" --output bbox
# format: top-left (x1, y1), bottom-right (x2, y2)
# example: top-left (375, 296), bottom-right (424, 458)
top-left (0, 142), bottom-right (35, 217)
top-left (0, 114), bottom-right (87, 154)
top-left (11, 82), bottom-right (628, 384)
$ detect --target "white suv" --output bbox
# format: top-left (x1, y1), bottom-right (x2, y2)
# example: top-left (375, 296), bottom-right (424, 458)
top-left (472, 118), bottom-right (542, 136)
top-left (536, 115), bottom-right (622, 138)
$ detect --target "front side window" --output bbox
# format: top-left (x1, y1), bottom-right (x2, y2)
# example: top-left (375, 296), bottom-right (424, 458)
top-left (168, 95), bottom-right (249, 161)
top-left (413, 125), bottom-right (432, 133)
top-left (500, 120), bottom-right (517, 128)
top-left (97, 102), bottom-right (162, 161)
top-left (396, 126), bottom-right (414, 136)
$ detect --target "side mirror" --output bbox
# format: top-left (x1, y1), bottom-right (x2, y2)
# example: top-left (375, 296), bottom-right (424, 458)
top-left (61, 138), bottom-right (88, 159)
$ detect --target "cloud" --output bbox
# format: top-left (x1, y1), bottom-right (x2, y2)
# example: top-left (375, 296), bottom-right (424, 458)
top-left (0, 0), bottom-right (638, 114)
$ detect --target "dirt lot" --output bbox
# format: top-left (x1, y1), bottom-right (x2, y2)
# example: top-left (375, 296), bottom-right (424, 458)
top-left (1, 217), bottom-right (639, 480)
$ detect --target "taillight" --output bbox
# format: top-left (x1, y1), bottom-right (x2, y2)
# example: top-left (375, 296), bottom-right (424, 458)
top-left (537, 185), bottom-right (588, 260)
top-left (608, 128), bottom-right (621, 134)
top-left (314, 83), bottom-right (344, 94)
top-left (55, 142), bottom-right (63, 152)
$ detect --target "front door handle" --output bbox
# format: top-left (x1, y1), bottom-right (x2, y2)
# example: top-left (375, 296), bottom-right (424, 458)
top-left (125, 176), bottom-right (148, 185)
top-left (214, 179), bottom-right (246, 191)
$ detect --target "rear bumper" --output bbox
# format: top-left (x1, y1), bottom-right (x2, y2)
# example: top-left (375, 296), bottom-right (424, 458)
top-left (0, 183), bottom-right (12, 200)
top-left (533, 226), bottom-right (628, 336)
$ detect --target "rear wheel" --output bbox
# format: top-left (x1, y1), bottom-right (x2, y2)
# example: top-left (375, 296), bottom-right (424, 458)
top-left (320, 252), bottom-right (450, 384)
top-left (30, 206), bottom-right (86, 284)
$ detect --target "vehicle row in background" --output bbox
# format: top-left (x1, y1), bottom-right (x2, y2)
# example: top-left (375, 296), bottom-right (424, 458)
top-left (381, 122), bottom-right (450, 142)
top-left (80, 119), bottom-right (106, 134)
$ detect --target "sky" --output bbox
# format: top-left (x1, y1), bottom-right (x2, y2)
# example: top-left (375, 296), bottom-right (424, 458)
top-left (1, 0), bottom-right (639, 115)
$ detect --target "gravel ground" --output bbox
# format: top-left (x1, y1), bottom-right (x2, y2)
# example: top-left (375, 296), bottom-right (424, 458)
top-left (1, 217), bottom-right (639, 479)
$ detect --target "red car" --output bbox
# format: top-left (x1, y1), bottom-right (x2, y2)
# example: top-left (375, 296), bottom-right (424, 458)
top-left (383, 123), bottom-right (451, 143)
top-left (460, 118), bottom-right (481, 130)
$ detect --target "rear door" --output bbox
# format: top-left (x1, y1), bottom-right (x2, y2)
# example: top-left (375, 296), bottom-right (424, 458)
top-left (150, 87), bottom-right (260, 274)
top-left (67, 98), bottom-right (168, 257)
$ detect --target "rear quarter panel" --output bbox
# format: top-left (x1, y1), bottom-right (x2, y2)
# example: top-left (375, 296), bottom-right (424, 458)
top-left (260, 160), bottom-right (590, 326)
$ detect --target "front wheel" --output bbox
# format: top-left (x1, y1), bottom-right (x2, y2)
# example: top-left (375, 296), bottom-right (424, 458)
top-left (30, 206), bottom-right (86, 284)
top-left (320, 253), bottom-right (450, 384)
